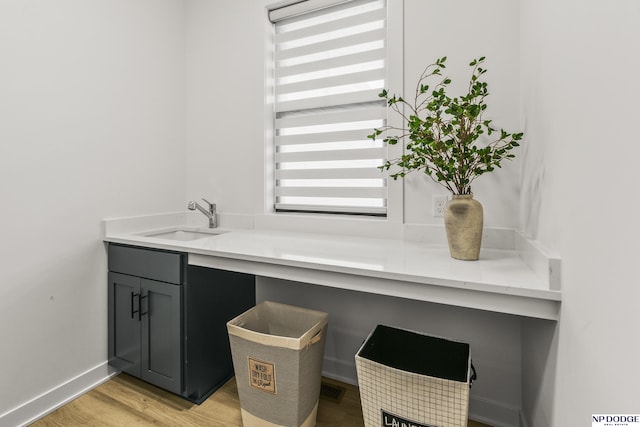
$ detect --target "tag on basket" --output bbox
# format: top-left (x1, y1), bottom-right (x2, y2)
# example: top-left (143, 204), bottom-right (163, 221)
top-left (248, 357), bottom-right (276, 394)
top-left (382, 410), bottom-right (435, 427)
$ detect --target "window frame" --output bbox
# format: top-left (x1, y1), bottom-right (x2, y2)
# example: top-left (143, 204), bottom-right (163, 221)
top-left (263, 0), bottom-right (403, 226)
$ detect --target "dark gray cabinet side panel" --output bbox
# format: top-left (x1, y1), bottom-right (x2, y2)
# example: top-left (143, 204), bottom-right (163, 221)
top-left (108, 272), bottom-right (141, 377)
top-left (108, 244), bottom-right (183, 284)
top-left (140, 278), bottom-right (183, 396)
top-left (184, 265), bottom-right (256, 402)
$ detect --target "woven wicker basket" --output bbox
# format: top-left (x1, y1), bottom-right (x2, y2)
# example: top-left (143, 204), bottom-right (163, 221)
top-left (355, 325), bottom-right (474, 427)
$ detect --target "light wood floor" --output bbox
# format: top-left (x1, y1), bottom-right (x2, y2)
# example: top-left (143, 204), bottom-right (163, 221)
top-left (31, 374), bottom-right (491, 427)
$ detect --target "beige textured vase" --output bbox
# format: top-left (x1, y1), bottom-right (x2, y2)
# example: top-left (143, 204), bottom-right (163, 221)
top-left (444, 194), bottom-right (483, 261)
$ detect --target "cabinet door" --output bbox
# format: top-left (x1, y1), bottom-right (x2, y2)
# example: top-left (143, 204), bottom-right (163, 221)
top-left (108, 272), bottom-right (141, 377)
top-left (140, 278), bottom-right (183, 395)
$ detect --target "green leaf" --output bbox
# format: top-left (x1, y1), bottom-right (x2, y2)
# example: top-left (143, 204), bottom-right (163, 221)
top-left (377, 55), bottom-right (524, 187)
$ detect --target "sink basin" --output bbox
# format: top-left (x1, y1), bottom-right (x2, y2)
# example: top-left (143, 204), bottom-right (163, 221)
top-left (143, 229), bottom-right (227, 241)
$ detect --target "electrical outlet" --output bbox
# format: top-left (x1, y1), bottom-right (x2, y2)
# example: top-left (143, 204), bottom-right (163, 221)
top-left (433, 195), bottom-right (448, 217)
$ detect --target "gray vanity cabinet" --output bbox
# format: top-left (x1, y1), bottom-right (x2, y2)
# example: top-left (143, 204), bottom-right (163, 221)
top-left (108, 245), bottom-right (184, 396)
top-left (107, 243), bottom-right (255, 403)
top-left (108, 272), bottom-right (183, 393)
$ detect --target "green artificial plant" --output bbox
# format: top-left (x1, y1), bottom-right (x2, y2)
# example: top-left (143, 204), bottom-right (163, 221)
top-left (369, 56), bottom-right (523, 195)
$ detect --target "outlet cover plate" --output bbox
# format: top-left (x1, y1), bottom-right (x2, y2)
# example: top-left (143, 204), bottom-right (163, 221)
top-left (433, 195), bottom-right (448, 217)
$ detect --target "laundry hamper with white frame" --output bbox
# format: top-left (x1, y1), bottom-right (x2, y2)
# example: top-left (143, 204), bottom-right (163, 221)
top-left (227, 301), bottom-right (328, 427)
top-left (355, 325), bottom-right (476, 427)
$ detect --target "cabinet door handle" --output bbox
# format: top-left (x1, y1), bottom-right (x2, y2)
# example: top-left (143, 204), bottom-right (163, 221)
top-left (139, 293), bottom-right (148, 321)
top-left (131, 292), bottom-right (140, 319)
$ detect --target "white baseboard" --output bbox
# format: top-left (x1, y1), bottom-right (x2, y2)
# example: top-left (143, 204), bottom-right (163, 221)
top-left (322, 356), bottom-right (358, 386)
top-left (469, 395), bottom-right (521, 427)
top-left (0, 362), bottom-right (117, 427)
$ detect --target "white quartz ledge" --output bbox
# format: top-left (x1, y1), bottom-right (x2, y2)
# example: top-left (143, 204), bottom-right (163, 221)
top-left (103, 213), bottom-right (561, 321)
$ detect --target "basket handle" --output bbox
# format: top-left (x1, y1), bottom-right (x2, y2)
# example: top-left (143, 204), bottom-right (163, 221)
top-left (469, 362), bottom-right (477, 388)
top-left (307, 329), bottom-right (323, 347)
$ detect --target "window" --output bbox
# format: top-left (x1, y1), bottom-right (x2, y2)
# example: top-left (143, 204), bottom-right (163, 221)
top-left (270, 0), bottom-right (387, 216)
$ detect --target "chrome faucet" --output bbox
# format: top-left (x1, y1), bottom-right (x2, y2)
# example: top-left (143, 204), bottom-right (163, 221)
top-left (188, 198), bottom-right (217, 228)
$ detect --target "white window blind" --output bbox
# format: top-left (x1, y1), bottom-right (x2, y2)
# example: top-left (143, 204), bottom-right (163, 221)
top-left (272, 0), bottom-right (387, 215)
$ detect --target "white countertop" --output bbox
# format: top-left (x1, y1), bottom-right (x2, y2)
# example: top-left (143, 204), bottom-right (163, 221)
top-left (103, 214), bottom-right (561, 320)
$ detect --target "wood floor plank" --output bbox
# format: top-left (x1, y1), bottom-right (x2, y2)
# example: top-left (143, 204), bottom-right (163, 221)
top-left (32, 374), bottom-right (492, 427)
top-left (32, 387), bottom-right (159, 427)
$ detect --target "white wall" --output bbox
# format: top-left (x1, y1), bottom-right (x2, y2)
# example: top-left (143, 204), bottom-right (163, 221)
top-left (0, 0), bottom-right (186, 420)
top-left (403, 0), bottom-right (522, 229)
top-left (520, 0), bottom-right (640, 425)
top-left (185, 0), bottom-right (269, 218)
